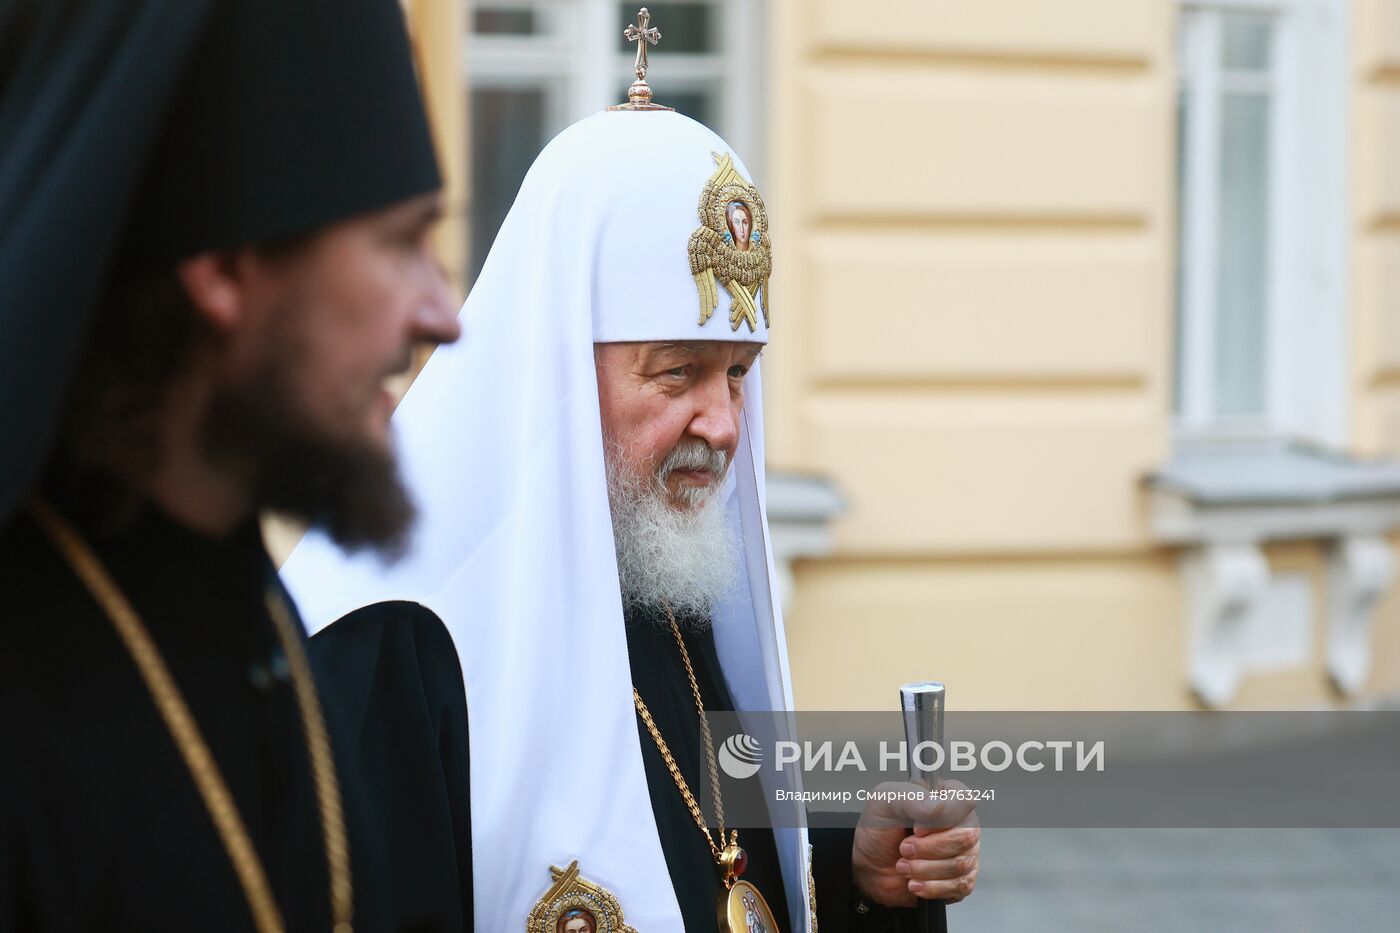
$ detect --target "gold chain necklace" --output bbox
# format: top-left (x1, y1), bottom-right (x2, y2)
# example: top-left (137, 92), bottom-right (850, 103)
top-left (28, 497), bottom-right (353, 933)
top-left (632, 607), bottom-right (781, 932)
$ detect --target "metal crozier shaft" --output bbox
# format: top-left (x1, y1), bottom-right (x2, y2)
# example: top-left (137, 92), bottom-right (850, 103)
top-left (900, 681), bottom-right (949, 933)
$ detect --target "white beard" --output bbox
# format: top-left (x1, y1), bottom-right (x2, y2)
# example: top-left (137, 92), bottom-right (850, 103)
top-left (605, 438), bottom-right (740, 624)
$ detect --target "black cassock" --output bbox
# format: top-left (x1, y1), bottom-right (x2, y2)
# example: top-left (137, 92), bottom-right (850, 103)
top-left (0, 488), bottom-right (910, 933)
top-left (625, 609), bottom-right (914, 933)
top-left (308, 599), bottom-right (911, 932)
top-left (625, 609), bottom-right (793, 932)
top-left (0, 501), bottom-right (472, 931)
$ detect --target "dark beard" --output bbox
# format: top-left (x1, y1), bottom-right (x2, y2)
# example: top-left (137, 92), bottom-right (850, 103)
top-left (202, 368), bottom-right (415, 561)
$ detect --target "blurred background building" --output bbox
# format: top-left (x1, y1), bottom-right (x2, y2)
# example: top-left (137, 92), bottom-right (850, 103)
top-left (400, 0), bottom-right (1400, 712)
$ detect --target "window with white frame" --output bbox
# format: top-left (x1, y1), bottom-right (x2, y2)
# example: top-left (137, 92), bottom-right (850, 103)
top-left (1173, 0), bottom-right (1348, 447)
top-left (465, 0), bottom-right (764, 282)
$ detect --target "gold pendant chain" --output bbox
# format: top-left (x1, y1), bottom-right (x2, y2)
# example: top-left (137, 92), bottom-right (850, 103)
top-left (28, 497), bottom-right (353, 933)
top-left (631, 607), bottom-right (740, 881)
top-left (265, 593), bottom-right (354, 932)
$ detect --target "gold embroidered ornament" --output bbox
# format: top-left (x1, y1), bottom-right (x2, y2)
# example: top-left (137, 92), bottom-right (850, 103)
top-left (688, 151), bottom-right (772, 333)
top-left (526, 861), bottom-right (638, 933)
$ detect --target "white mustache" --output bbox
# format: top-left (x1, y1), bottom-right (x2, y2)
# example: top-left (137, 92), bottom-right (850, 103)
top-left (656, 440), bottom-right (728, 482)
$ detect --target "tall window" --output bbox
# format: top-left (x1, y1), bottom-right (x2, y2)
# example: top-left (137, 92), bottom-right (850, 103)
top-left (466, 0), bottom-right (764, 282)
top-left (1173, 0), bottom-right (1347, 445)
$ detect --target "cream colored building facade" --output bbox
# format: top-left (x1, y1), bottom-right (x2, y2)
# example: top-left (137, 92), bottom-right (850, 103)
top-left (403, 0), bottom-right (1400, 712)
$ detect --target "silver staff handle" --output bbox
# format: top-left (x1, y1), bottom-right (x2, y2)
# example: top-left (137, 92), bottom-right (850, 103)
top-left (900, 681), bottom-right (949, 933)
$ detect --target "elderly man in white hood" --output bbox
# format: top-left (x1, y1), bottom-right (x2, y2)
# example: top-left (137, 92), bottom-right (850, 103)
top-left (283, 83), bottom-right (979, 931)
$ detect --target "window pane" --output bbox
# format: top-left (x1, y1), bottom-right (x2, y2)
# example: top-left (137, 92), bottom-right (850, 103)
top-left (666, 90), bottom-right (713, 125)
top-left (469, 88), bottom-right (547, 282)
top-left (1213, 92), bottom-right (1271, 418)
top-left (1222, 13), bottom-right (1272, 71)
top-left (474, 7), bottom-right (538, 36)
top-left (617, 3), bottom-right (713, 53)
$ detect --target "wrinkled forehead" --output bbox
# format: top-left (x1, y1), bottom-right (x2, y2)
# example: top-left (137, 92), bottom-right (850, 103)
top-left (596, 339), bottom-right (764, 360)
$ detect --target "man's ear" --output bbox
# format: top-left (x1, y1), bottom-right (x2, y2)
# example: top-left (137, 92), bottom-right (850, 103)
top-left (175, 252), bottom-right (245, 333)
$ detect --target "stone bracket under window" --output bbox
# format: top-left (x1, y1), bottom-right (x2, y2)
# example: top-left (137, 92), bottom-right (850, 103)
top-left (1148, 442), bottom-right (1400, 707)
top-left (1328, 536), bottom-right (1396, 696)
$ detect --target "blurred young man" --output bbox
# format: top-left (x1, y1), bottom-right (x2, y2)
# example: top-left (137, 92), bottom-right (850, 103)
top-left (0, 1), bottom-right (471, 928)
